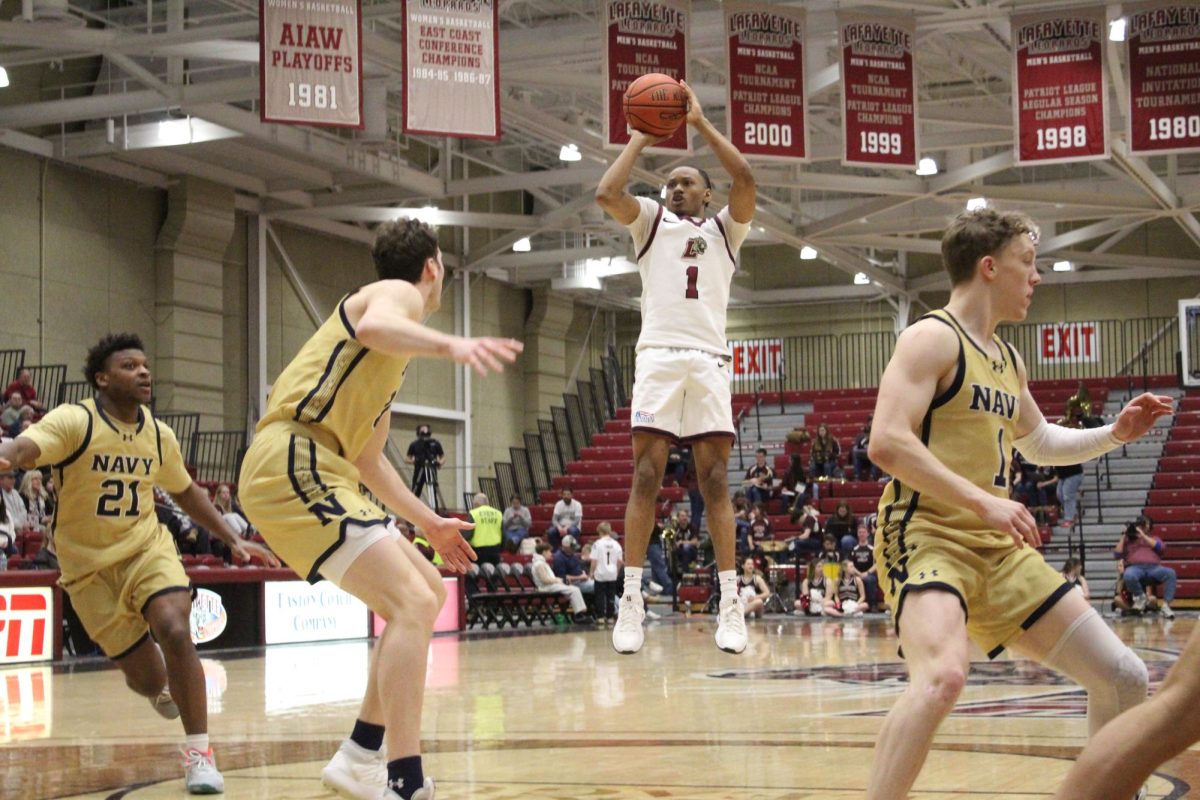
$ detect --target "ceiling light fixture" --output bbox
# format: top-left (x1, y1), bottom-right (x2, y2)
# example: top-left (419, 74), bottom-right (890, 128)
top-left (558, 143), bottom-right (581, 162)
top-left (1053, 260), bottom-right (1073, 272)
top-left (915, 157), bottom-right (938, 176)
top-left (800, 246), bottom-right (818, 260)
top-left (854, 272), bottom-right (870, 285)
top-left (966, 197), bottom-right (988, 211)
top-left (512, 237), bottom-right (531, 252)
top-left (0, 67), bottom-right (9, 89)
top-left (1109, 18), bottom-right (1126, 41)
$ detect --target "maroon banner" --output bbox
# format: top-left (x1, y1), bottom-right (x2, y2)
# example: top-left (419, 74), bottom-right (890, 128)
top-left (603, 0), bottom-right (690, 152)
top-left (1127, 1), bottom-right (1200, 155)
top-left (401, 0), bottom-right (500, 140)
top-left (1012, 8), bottom-right (1108, 165)
top-left (838, 13), bottom-right (917, 168)
top-left (724, 2), bottom-right (806, 161)
top-left (260, 0), bottom-right (363, 128)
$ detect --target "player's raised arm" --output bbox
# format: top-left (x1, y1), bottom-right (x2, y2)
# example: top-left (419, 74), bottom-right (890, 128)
top-left (595, 130), bottom-right (665, 225)
top-left (678, 80), bottom-right (756, 224)
top-left (869, 319), bottom-right (1040, 548)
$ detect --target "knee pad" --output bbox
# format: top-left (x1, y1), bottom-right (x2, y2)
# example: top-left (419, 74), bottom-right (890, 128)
top-left (1110, 645), bottom-right (1150, 704)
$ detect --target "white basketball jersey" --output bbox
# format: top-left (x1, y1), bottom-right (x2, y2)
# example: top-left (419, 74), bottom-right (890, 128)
top-left (627, 197), bottom-right (750, 357)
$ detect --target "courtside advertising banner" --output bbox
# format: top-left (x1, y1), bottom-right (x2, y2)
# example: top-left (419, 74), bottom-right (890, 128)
top-left (402, 0), bottom-right (500, 139)
top-left (604, 0), bottom-right (691, 152)
top-left (724, 2), bottom-right (807, 161)
top-left (1127, 1), bottom-right (1200, 156)
top-left (1012, 8), bottom-right (1109, 165)
top-left (838, 13), bottom-right (917, 168)
top-left (260, 0), bottom-right (362, 128)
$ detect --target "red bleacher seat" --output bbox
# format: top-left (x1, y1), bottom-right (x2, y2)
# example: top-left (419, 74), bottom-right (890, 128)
top-left (1153, 473), bottom-right (1200, 490)
top-left (1151, 523), bottom-right (1200, 541)
top-left (1147, 489), bottom-right (1200, 506)
top-left (578, 446), bottom-right (634, 461)
top-left (1163, 441), bottom-right (1200, 456)
top-left (1158, 456), bottom-right (1200, 473)
top-left (552, 475), bottom-right (633, 490)
top-left (1170, 425), bottom-right (1200, 441)
top-left (811, 396), bottom-right (876, 413)
top-left (1143, 506), bottom-right (1200, 524)
top-left (1169, 561), bottom-right (1200, 579)
top-left (566, 459), bottom-right (634, 475)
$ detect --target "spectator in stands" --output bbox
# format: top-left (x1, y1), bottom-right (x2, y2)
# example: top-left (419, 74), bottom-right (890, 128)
top-left (1054, 459), bottom-right (1084, 529)
top-left (796, 557), bottom-right (833, 616)
top-left (211, 484), bottom-right (252, 539)
top-left (665, 444), bottom-right (688, 486)
top-left (827, 559), bottom-right (867, 617)
top-left (19, 470), bottom-right (53, 533)
top-left (31, 539), bottom-right (58, 570)
top-left (0, 469), bottom-right (29, 532)
top-left (1114, 515), bottom-right (1176, 618)
top-left (810, 423), bottom-right (841, 480)
top-left (738, 556), bottom-right (770, 619)
top-left (589, 522), bottom-right (623, 623)
top-left (848, 524), bottom-right (880, 612)
top-left (672, 508), bottom-right (701, 574)
top-left (780, 454), bottom-right (809, 516)
top-left (1112, 561), bottom-right (1159, 616)
top-left (1011, 451), bottom-right (1049, 522)
top-left (826, 500), bottom-right (858, 555)
top-left (468, 492), bottom-right (504, 566)
top-left (819, 534), bottom-right (841, 569)
top-left (502, 495), bottom-right (532, 548)
top-left (1, 393), bottom-right (27, 437)
top-left (742, 448), bottom-right (775, 506)
top-left (0, 497), bottom-right (14, 559)
top-left (552, 535), bottom-right (594, 598)
top-left (531, 542), bottom-right (593, 625)
top-left (681, 450), bottom-right (704, 530)
top-left (154, 487), bottom-right (218, 559)
top-left (850, 419), bottom-right (879, 481)
top-left (646, 517), bottom-right (676, 596)
top-left (4, 369), bottom-right (44, 414)
top-left (547, 487), bottom-right (583, 549)
top-left (1061, 557), bottom-right (1090, 601)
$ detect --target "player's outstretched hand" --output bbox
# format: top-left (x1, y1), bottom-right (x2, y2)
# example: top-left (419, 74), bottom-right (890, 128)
top-left (1113, 393), bottom-right (1174, 443)
top-left (449, 336), bottom-right (523, 377)
top-left (228, 540), bottom-right (282, 568)
top-left (977, 495), bottom-right (1041, 550)
top-left (679, 80), bottom-right (704, 125)
top-left (629, 129), bottom-right (669, 149)
top-left (425, 516), bottom-right (478, 573)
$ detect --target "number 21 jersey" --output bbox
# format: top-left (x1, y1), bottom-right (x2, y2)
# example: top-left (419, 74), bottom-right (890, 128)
top-left (627, 197), bottom-right (750, 358)
top-left (22, 398), bottom-right (192, 580)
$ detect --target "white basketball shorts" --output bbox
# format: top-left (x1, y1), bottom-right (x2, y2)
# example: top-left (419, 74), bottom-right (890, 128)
top-left (630, 347), bottom-right (735, 442)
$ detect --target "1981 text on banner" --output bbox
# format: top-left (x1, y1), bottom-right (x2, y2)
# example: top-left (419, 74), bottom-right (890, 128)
top-left (260, 0), bottom-right (363, 128)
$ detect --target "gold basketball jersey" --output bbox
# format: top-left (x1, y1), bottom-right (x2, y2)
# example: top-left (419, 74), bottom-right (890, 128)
top-left (257, 293), bottom-right (410, 461)
top-left (877, 309), bottom-right (1023, 548)
top-left (21, 398), bottom-right (192, 581)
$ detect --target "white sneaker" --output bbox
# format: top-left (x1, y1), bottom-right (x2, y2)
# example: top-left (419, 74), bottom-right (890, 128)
top-left (715, 596), bottom-right (748, 654)
top-left (181, 746), bottom-right (224, 794)
top-left (322, 740), bottom-right (386, 800)
top-left (384, 777), bottom-right (435, 799)
top-left (149, 687), bottom-right (179, 720)
top-left (612, 594), bottom-right (646, 654)
top-left (646, 581), bottom-right (664, 595)
top-left (644, 608), bottom-right (662, 620)
top-left (1133, 595), bottom-right (1148, 613)
top-left (1161, 603), bottom-right (1176, 619)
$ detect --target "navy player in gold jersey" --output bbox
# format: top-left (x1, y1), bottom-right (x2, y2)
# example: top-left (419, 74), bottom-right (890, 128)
top-left (0, 333), bottom-right (279, 794)
top-left (238, 218), bottom-right (521, 800)
top-left (864, 210), bottom-right (1172, 800)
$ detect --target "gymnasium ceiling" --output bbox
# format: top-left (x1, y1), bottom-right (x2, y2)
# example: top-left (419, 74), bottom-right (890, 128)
top-left (1, 0), bottom-right (1198, 313)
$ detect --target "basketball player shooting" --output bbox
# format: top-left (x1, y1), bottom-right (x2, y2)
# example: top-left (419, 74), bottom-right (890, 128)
top-left (864, 209), bottom-right (1173, 800)
top-left (595, 79), bottom-right (756, 655)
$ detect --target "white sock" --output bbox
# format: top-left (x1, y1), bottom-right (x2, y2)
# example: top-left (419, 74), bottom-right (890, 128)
top-left (185, 733), bottom-right (210, 753)
top-left (718, 570), bottom-right (737, 601)
top-left (623, 567), bottom-right (643, 600)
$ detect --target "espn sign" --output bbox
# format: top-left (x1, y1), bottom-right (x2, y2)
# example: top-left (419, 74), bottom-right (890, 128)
top-left (1038, 322), bottom-right (1100, 364)
top-left (730, 338), bottom-right (784, 380)
top-left (0, 588), bottom-right (53, 664)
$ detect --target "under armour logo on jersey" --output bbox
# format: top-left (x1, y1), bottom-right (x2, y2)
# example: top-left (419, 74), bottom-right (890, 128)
top-left (122, 433), bottom-right (135, 442)
top-left (992, 359), bottom-right (1006, 373)
top-left (682, 236), bottom-right (707, 258)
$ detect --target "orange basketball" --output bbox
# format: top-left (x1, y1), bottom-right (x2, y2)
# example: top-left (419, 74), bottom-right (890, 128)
top-left (623, 73), bottom-right (687, 137)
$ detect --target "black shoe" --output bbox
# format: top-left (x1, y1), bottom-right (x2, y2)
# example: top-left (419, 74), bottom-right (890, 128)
top-left (572, 613), bottom-right (595, 626)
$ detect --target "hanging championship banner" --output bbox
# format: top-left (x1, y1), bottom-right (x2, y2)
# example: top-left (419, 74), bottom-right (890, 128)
top-left (603, 0), bottom-right (690, 152)
top-left (838, 13), bottom-right (917, 168)
top-left (402, 0), bottom-right (500, 140)
top-left (260, 0), bottom-right (362, 128)
top-left (1012, 8), bottom-right (1109, 165)
top-left (724, 2), bottom-right (807, 161)
top-left (1127, 1), bottom-right (1200, 155)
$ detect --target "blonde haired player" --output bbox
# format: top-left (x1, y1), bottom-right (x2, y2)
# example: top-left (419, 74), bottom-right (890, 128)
top-left (0, 333), bottom-right (279, 794)
top-left (238, 218), bottom-right (521, 800)
top-left (865, 209), bottom-right (1172, 800)
top-left (595, 79), bottom-right (756, 655)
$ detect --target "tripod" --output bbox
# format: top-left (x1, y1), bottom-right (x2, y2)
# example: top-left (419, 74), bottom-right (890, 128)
top-left (412, 461), bottom-right (445, 511)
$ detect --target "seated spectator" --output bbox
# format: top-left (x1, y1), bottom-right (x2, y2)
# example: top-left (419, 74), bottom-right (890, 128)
top-left (665, 444), bottom-right (688, 486)
top-left (0, 469), bottom-right (30, 533)
top-left (795, 557), bottom-right (835, 616)
top-left (212, 483), bottom-right (252, 539)
top-left (810, 423), bottom-right (841, 480)
top-left (848, 525), bottom-right (880, 611)
top-left (502, 494), bottom-right (532, 548)
top-left (552, 535), bottom-right (594, 597)
top-left (1011, 452), bottom-right (1050, 520)
top-left (826, 500), bottom-right (858, 555)
top-left (530, 542), bottom-right (593, 625)
top-left (589, 522), bottom-right (623, 622)
top-left (780, 455), bottom-right (810, 516)
top-left (1, 393), bottom-right (28, 438)
top-left (827, 560), bottom-right (866, 617)
top-left (672, 508), bottom-right (702, 573)
top-left (20, 469), bottom-right (53, 533)
top-left (681, 449), bottom-right (704, 528)
top-left (0, 497), bottom-right (15, 559)
top-left (1061, 557), bottom-right (1090, 601)
top-left (31, 541), bottom-right (58, 570)
top-left (819, 534), bottom-right (841, 572)
top-left (850, 419), bottom-right (879, 481)
top-left (738, 556), bottom-right (770, 619)
top-left (1112, 560), bottom-right (1160, 616)
top-left (546, 487), bottom-right (583, 549)
top-left (4, 369), bottom-right (45, 414)
top-left (154, 487), bottom-right (220, 559)
top-left (742, 448), bottom-right (775, 506)
top-left (1113, 515), bottom-right (1175, 618)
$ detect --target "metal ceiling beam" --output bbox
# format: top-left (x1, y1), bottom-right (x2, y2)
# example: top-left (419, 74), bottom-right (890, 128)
top-left (446, 165), bottom-right (607, 196)
top-left (270, 205), bottom-right (540, 230)
top-left (481, 245), bottom-right (625, 270)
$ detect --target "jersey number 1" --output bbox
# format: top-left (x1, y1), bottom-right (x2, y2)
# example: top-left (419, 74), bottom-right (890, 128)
top-left (685, 265), bottom-right (699, 299)
top-left (97, 478), bottom-right (141, 517)
top-left (992, 428), bottom-right (1007, 489)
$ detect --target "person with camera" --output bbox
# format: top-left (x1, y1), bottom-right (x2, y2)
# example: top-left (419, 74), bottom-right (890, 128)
top-left (405, 424), bottom-right (445, 508)
top-left (1113, 515), bottom-right (1176, 618)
